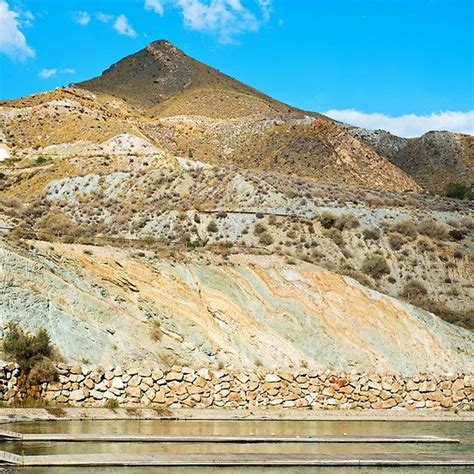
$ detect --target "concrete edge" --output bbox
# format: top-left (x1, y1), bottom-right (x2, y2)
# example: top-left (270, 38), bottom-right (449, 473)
top-left (0, 407), bottom-right (473, 425)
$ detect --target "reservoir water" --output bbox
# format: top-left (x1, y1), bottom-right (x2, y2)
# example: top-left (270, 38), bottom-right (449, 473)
top-left (0, 418), bottom-right (472, 472)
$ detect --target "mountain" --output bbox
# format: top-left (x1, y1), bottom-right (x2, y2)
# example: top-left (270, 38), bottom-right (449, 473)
top-left (0, 40), bottom-right (472, 371)
top-left (346, 126), bottom-right (474, 192)
top-left (0, 39), bottom-right (419, 192)
top-left (78, 39), bottom-right (288, 114)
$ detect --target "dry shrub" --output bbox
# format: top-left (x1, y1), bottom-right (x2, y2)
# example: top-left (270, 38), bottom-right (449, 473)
top-left (104, 398), bottom-right (119, 410)
top-left (45, 406), bottom-right (67, 417)
top-left (417, 238), bottom-right (433, 252)
top-left (401, 280), bottom-right (428, 300)
top-left (390, 219), bottom-right (417, 238)
top-left (335, 214), bottom-right (360, 230)
top-left (0, 196), bottom-right (24, 217)
top-left (363, 228), bottom-right (380, 241)
top-left (417, 218), bottom-right (449, 240)
top-left (319, 211), bottom-right (337, 229)
top-left (150, 321), bottom-right (162, 341)
top-left (448, 229), bottom-right (465, 241)
top-left (36, 211), bottom-right (77, 240)
top-left (259, 232), bottom-right (273, 246)
top-left (388, 232), bottom-right (406, 250)
top-left (339, 268), bottom-right (373, 288)
top-left (324, 228), bottom-right (345, 248)
top-left (28, 358), bottom-right (58, 385)
top-left (361, 254), bottom-right (390, 279)
top-left (207, 220), bottom-right (218, 233)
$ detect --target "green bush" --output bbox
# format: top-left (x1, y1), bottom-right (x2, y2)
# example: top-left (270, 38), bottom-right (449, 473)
top-left (3, 322), bottom-right (53, 370)
top-left (445, 182), bottom-right (473, 200)
top-left (35, 156), bottom-right (48, 165)
top-left (2, 323), bottom-right (58, 385)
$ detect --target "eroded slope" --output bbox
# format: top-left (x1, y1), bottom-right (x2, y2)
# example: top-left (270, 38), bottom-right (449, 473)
top-left (1, 240), bottom-right (472, 374)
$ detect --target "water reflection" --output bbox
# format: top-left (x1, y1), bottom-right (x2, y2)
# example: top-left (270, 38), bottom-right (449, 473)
top-left (0, 419), bottom-right (471, 473)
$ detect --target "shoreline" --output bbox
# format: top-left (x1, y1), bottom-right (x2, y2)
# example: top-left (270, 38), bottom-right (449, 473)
top-left (1, 408), bottom-right (473, 425)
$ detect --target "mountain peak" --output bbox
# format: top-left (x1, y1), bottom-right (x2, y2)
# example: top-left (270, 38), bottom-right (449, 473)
top-left (146, 39), bottom-right (185, 57)
top-left (77, 40), bottom-right (271, 109)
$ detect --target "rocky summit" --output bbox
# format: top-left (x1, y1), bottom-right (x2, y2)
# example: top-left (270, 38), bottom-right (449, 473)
top-left (0, 40), bottom-right (472, 395)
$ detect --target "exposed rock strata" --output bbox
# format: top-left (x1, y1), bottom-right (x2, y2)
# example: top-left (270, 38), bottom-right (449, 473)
top-left (1, 241), bottom-right (472, 373)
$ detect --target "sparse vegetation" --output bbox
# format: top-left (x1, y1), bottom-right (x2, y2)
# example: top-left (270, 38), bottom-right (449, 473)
top-left (363, 228), bottom-right (380, 241)
top-left (401, 280), bottom-right (428, 300)
top-left (319, 211), bottom-right (337, 229)
top-left (2, 322), bottom-right (58, 385)
top-left (35, 156), bottom-right (49, 165)
top-left (207, 220), bottom-right (218, 233)
top-left (445, 182), bottom-right (473, 200)
top-left (103, 398), bottom-right (119, 410)
top-left (390, 219), bottom-right (417, 238)
top-left (361, 255), bottom-right (390, 279)
top-left (417, 218), bottom-right (449, 240)
top-left (388, 232), bottom-right (406, 250)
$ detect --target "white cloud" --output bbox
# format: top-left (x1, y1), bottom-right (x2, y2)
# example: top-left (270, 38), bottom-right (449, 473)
top-left (39, 67), bottom-right (76, 79)
top-left (73, 11), bottom-right (91, 26)
top-left (96, 12), bottom-right (114, 23)
top-left (146, 0), bottom-right (271, 43)
top-left (93, 12), bottom-right (138, 38)
top-left (257, 0), bottom-right (271, 21)
top-left (113, 14), bottom-right (137, 37)
top-left (39, 68), bottom-right (57, 79)
top-left (145, 0), bottom-right (165, 15)
top-left (0, 1), bottom-right (35, 61)
top-left (323, 109), bottom-right (474, 138)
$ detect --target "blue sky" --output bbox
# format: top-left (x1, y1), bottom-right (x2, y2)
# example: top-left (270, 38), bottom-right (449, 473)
top-left (0, 0), bottom-right (473, 136)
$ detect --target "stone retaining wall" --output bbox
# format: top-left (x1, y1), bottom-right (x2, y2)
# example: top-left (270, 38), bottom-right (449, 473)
top-left (1, 364), bottom-right (472, 410)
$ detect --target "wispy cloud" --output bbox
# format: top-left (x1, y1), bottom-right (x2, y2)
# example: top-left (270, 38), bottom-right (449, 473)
top-left (82, 11), bottom-right (137, 38)
top-left (96, 12), bottom-right (114, 23)
top-left (323, 109), bottom-right (474, 138)
top-left (145, 0), bottom-right (272, 44)
top-left (73, 11), bottom-right (91, 26)
top-left (145, 0), bottom-right (165, 15)
top-left (39, 68), bottom-right (57, 79)
top-left (113, 14), bottom-right (137, 37)
top-left (0, 0), bottom-right (35, 61)
top-left (39, 67), bottom-right (76, 79)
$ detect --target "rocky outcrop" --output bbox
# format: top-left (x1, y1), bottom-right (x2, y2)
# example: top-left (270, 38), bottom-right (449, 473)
top-left (346, 126), bottom-right (473, 192)
top-left (1, 364), bottom-right (472, 410)
top-left (1, 240), bottom-right (473, 373)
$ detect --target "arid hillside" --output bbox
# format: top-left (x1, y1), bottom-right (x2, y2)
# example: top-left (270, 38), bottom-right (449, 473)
top-left (0, 40), bottom-right (420, 192)
top-left (0, 39), bottom-right (473, 373)
top-left (347, 126), bottom-right (474, 192)
top-left (1, 239), bottom-right (472, 373)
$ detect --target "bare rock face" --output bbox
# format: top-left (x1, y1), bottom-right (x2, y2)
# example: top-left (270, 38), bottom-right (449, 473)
top-left (1, 240), bottom-right (472, 374)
